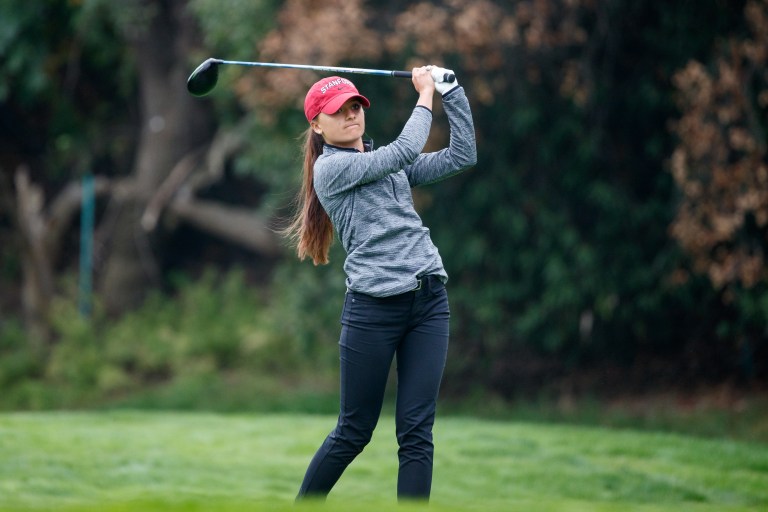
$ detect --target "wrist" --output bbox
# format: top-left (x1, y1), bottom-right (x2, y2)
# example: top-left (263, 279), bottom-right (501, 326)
top-left (441, 85), bottom-right (461, 99)
top-left (417, 90), bottom-right (433, 110)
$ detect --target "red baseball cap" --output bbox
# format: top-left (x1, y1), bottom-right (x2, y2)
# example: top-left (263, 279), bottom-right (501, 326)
top-left (304, 76), bottom-right (370, 122)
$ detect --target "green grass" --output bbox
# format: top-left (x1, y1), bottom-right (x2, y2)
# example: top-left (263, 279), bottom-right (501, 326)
top-left (0, 412), bottom-right (766, 511)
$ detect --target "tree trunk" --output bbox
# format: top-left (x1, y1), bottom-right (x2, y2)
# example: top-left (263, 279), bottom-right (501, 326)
top-left (14, 167), bottom-right (111, 339)
top-left (14, 168), bottom-right (54, 341)
top-left (98, 0), bottom-right (215, 315)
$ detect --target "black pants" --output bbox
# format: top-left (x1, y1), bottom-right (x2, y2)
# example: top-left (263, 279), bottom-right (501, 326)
top-left (297, 275), bottom-right (450, 501)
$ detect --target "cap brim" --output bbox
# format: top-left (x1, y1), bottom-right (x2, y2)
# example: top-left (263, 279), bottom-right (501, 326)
top-left (319, 93), bottom-right (371, 116)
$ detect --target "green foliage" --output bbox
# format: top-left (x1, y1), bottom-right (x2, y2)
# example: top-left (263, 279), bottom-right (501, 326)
top-left (232, 116), bottom-right (308, 212)
top-left (0, 1), bottom-right (55, 104)
top-left (186, 0), bottom-right (283, 126)
top-left (0, 268), bottom-right (335, 410)
top-left (406, 0), bottom-right (762, 394)
top-left (186, 0), bottom-right (306, 211)
top-left (190, 0), bottom-right (279, 58)
top-left (0, 0), bottom-right (136, 179)
top-left (0, 320), bottom-right (43, 389)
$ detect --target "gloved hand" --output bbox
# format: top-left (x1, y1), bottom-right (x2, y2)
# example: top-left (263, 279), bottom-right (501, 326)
top-left (430, 66), bottom-right (458, 96)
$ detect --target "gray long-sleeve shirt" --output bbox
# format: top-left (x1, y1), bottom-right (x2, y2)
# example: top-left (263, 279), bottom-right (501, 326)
top-left (313, 87), bottom-right (477, 297)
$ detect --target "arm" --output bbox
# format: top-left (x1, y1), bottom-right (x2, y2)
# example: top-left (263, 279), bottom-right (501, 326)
top-left (313, 106), bottom-right (432, 197)
top-left (405, 85), bottom-right (477, 187)
top-left (314, 66), bottom-right (438, 197)
top-left (413, 65), bottom-right (435, 112)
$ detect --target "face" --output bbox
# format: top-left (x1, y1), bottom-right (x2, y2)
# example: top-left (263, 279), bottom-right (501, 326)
top-left (310, 99), bottom-right (365, 150)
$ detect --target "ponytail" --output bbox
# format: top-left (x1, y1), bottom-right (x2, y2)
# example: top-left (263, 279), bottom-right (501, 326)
top-left (284, 128), bottom-right (333, 265)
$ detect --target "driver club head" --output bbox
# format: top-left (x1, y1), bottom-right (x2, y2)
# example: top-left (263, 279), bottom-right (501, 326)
top-left (187, 58), bottom-right (221, 97)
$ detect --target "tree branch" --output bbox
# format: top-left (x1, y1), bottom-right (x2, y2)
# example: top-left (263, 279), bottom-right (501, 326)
top-left (169, 197), bottom-right (283, 257)
top-left (141, 148), bottom-right (204, 232)
top-left (139, 121), bottom-right (280, 257)
top-left (141, 126), bottom-right (247, 232)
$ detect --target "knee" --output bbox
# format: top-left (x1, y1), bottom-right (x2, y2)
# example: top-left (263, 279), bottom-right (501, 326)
top-left (397, 428), bottom-right (433, 452)
top-left (333, 421), bottom-right (375, 454)
top-left (396, 403), bottom-right (436, 443)
top-left (396, 417), bottom-right (434, 452)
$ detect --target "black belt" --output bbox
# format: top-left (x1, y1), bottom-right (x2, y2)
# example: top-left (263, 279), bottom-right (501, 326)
top-left (413, 275), bottom-right (440, 291)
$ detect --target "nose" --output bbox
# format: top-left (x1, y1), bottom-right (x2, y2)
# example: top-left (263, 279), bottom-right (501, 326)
top-left (344, 106), bottom-right (357, 118)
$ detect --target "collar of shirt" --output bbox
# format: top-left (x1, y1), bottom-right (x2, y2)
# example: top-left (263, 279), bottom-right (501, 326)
top-left (323, 138), bottom-right (374, 154)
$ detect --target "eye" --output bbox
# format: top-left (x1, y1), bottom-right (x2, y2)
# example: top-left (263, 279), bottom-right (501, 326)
top-left (335, 102), bottom-right (363, 115)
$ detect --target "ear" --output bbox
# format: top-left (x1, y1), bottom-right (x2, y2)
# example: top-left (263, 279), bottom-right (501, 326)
top-left (310, 119), bottom-right (323, 135)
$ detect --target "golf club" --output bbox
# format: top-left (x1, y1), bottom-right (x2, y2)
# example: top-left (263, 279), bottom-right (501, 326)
top-left (186, 58), bottom-right (455, 97)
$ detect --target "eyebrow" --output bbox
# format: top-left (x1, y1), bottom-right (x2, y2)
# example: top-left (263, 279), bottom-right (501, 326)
top-left (335, 101), bottom-right (362, 112)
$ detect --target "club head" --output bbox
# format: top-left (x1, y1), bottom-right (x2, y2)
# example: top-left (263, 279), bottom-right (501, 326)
top-left (187, 58), bottom-right (221, 96)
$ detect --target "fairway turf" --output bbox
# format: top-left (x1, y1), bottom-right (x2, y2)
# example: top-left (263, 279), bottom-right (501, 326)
top-left (0, 412), bottom-right (766, 511)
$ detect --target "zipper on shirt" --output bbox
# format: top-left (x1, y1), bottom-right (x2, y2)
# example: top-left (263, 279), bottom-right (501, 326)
top-left (389, 175), bottom-right (399, 202)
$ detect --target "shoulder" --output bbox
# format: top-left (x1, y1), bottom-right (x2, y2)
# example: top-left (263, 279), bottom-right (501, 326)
top-left (315, 148), bottom-right (347, 172)
top-left (313, 150), bottom-right (351, 189)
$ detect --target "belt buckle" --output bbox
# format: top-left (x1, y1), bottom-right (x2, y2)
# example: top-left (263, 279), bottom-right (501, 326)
top-left (413, 278), bottom-right (423, 291)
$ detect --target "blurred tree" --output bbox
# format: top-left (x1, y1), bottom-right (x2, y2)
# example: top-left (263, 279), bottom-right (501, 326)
top-left (93, 0), bottom-right (217, 314)
top-left (671, 0), bottom-right (768, 292)
top-left (1, 0), bottom-right (129, 336)
top-left (669, 0), bottom-right (768, 382)
top-left (2, 0), bottom-right (283, 336)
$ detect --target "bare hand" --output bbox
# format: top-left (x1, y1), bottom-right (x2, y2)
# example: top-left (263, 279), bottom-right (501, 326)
top-left (412, 66), bottom-right (435, 111)
top-left (412, 66), bottom-right (436, 96)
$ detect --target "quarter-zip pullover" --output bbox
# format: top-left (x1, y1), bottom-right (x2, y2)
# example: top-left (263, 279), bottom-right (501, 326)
top-left (313, 87), bottom-right (477, 296)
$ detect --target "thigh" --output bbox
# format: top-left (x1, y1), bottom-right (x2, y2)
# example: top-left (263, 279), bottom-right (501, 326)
top-left (396, 287), bottom-right (450, 417)
top-left (338, 292), bottom-right (409, 424)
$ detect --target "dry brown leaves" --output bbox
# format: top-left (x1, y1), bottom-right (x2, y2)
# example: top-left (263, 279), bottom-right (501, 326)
top-left (234, 0), bottom-right (380, 119)
top-left (235, 0), bottom-right (594, 116)
top-left (670, 0), bottom-right (768, 291)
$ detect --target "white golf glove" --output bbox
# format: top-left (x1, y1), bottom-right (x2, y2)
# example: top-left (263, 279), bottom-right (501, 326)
top-left (430, 66), bottom-right (458, 95)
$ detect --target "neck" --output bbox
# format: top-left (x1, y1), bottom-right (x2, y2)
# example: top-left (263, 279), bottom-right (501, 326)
top-left (325, 138), bottom-right (366, 153)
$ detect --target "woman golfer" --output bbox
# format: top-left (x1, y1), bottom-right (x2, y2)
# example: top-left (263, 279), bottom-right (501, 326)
top-left (287, 65), bottom-right (476, 501)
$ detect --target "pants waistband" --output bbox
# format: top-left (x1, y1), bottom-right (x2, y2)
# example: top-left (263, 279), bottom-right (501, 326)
top-left (411, 274), bottom-right (440, 292)
top-left (412, 274), bottom-right (442, 291)
top-left (346, 275), bottom-right (444, 298)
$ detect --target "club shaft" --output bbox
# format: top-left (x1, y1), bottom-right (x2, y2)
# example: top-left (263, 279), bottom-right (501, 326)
top-left (213, 59), bottom-right (411, 78)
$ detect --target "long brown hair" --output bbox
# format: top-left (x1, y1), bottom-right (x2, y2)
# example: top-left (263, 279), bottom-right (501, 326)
top-left (284, 127), bottom-right (333, 265)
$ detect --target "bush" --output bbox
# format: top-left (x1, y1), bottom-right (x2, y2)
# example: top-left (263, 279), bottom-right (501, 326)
top-left (0, 267), bottom-right (340, 410)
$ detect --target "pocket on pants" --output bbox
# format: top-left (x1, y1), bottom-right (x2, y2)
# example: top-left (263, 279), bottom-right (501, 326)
top-left (341, 291), bottom-right (409, 328)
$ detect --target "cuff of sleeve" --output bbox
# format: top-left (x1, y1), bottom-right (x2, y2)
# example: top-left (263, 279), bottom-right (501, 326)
top-left (442, 86), bottom-right (462, 100)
